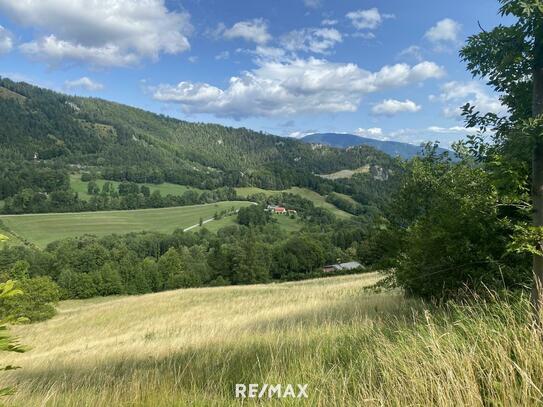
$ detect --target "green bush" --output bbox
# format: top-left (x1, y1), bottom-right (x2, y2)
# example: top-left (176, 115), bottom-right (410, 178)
top-left (385, 151), bottom-right (530, 299)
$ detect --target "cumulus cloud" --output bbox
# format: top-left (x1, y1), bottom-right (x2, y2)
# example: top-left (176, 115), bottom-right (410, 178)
top-left (371, 99), bottom-right (421, 116)
top-left (64, 76), bottom-right (104, 91)
top-left (0, 25), bottom-right (13, 54)
top-left (151, 58), bottom-right (445, 119)
top-left (0, 0), bottom-right (192, 67)
top-left (425, 18), bottom-right (462, 50)
top-left (280, 28), bottom-right (342, 54)
top-left (432, 81), bottom-right (504, 118)
top-left (220, 19), bottom-right (271, 45)
top-left (346, 8), bottom-right (394, 31)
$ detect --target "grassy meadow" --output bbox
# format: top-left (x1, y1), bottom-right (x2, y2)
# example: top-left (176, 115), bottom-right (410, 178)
top-left (3, 273), bottom-right (543, 406)
top-left (235, 186), bottom-right (352, 219)
top-left (69, 174), bottom-right (202, 201)
top-left (0, 202), bottom-right (252, 248)
top-left (318, 165), bottom-right (371, 180)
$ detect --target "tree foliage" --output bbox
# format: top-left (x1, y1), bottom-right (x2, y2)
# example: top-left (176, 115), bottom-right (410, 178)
top-left (0, 280), bottom-right (27, 397)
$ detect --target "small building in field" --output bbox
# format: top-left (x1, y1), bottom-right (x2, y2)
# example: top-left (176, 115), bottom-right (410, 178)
top-left (266, 205), bottom-right (295, 215)
top-left (323, 261), bottom-right (363, 273)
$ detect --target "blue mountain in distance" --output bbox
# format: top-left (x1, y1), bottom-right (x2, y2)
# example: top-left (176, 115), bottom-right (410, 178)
top-left (301, 133), bottom-right (450, 160)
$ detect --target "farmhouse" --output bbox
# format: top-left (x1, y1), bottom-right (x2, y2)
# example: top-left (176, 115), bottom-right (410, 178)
top-left (266, 205), bottom-right (293, 215)
top-left (323, 261), bottom-right (363, 273)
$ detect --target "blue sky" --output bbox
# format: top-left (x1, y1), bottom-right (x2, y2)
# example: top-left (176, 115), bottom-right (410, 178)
top-left (0, 0), bottom-right (506, 147)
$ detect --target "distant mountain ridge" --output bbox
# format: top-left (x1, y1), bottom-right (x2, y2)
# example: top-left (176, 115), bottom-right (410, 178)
top-left (301, 133), bottom-right (449, 159)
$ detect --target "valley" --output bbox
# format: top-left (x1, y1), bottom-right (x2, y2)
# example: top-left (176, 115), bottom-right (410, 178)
top-left (1, 3), bottom-right (539, 401)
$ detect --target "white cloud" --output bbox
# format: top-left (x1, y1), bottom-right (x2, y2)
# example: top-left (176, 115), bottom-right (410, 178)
top-left (64, 76), bottom-right (104, 91)
top-left (303, 0), bottom-right (322, 9)
top-left (280, 28), bottom-right (342, 54)
top-left (425, 18), bottom-right (462, 49)
top-left (251, 46), bottom-right (288, 62)
top-left (354, 126), bottom-right (476, 146)
top-left (426, 126), bottom-right (477, 134)
top-left (371, 99), bottom-right (421, 116)
top-left (355, 127), bottom-right (384, 138)
top-left (351, 32), bottom-right (376, 40)
top-left (0, 25), bottom-right (13, 54)
top-left (0, 0), bottom-right (192, 67)
top-left (433, 81), bottom-right (504, 118)
top-left (288, 130), bottom-right (314, 138)
top-left (397, 45), bottom-right (423, 62)
top-left (20, 36), bottom-right (142, 67)
top-left (221, 19), bottom-right (271, 45)
top-left (188, 56), bottom-right (198, 63)
top-left (321, 19), bottom-right (338, 26)
top-left (346, 8), bottom-right (394, 31)
top-left (215, 50), bottom-right (230, 60)
top-left (152, 58), bottom-right (445, 119)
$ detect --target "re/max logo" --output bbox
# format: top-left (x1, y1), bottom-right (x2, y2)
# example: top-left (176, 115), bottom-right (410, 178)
top-left (235, 383), bottom-right (308, 399)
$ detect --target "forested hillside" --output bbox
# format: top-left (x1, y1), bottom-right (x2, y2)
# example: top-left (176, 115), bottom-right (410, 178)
top-left (0, 78), bottom-right (397, 190)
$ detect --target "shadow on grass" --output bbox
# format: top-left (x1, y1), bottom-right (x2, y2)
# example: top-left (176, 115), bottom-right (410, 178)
top-left (6, 289), bottom-right (430, 405)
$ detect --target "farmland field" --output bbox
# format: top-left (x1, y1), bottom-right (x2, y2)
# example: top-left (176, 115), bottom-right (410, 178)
top-left (4, 273), bottom-right (542, 406)
top-left (235, 186), bottom-right (352, 219)
top-left (0, 201), bottom-right (253, 248)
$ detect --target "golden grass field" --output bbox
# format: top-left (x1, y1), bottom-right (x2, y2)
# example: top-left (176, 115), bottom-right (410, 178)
top-left (3, 273), bottom-right (543, 406)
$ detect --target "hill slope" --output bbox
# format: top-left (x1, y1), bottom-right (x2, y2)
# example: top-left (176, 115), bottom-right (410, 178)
top-left (4, 273), bottom-right (541, 406)
top-left (0, 78), bottom-right (397, 190)
top-left (301, 133), bottom-right (450, 159)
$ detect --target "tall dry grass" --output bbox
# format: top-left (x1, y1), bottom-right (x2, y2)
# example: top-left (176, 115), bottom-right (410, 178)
top-left (2, 273), bottom-right (543, 406)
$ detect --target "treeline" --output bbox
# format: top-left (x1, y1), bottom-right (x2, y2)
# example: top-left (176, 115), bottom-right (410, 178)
top-left (326, 193), bottom-right (365, 216)
top-left (0, 203), bottom-right (367, 322)
top-left (0, 157), bottom-right (69, 200)
top-left (2, 176), bottom-right (239, 215)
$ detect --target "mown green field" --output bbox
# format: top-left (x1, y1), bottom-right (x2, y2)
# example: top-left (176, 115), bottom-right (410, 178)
top-left (0, 202), bottom-right (253, 248)
top-left (235, 186), bottom-right (352, 219)
top-left (4, 273), bottom-right (542, 406)
top-left (318, 165), bottom-right (371, 180)
top-left (70, 174), bottom-right (203, 201)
